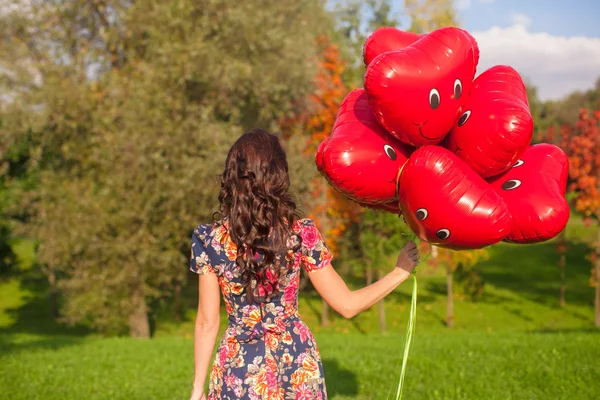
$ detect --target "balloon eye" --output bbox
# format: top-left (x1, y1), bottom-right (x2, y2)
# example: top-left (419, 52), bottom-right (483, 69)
top-left (429, 89), bottom-right (440, 110)
top-left (501, 179), bottom-right (522, 191)
top-left (416, 208), bottom-right (428, 221)
top-left (384, 145), bottom-right (397, 161)
top-left (436, 229), bottom-right (450, 240)
top-left (454, 79), bottom-right (462, 99)
top-left (458, 110), bottom-right (471, 127)
top-left (512, 160), bottom-right (524, 168)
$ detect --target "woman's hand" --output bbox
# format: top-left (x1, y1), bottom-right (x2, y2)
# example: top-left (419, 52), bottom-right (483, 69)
top-left (189, 386), bottom-right (206, 400)
top-left (395, 241), bottom-right (419, 277)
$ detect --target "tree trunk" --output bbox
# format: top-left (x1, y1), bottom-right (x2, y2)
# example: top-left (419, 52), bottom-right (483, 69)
top-left (559, 252), bottom-right (566, 308)
top-left (377, 268), bottom-right (386, 333)
top-left (48, 267), bottom-right (58, 319)
top-left (431, 245), bottom-right (438, 259)
top-left (595, 222), bottom-right (600, 328)
top-left (365, 265), bottom-right (373, 285)
top-left (129, 277), bottom-right (151, 338)
top-left (174, 280), bottom-right (182, 323)
top-left (446, 265), bottom-right (454, 328)
top-left (558, 229), bottom-right (567, 307)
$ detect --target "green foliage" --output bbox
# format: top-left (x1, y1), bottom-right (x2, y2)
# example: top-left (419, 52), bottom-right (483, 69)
top-left (330, 0), bottom-right (400, 88)
top-left (359, 209), bottom-right (411, 268)
top-left (454, 261), bottom-right (485, 301)
top-left (528, 79), bottom-right (600, 139)
top-left (0, 224), bottom-right (16, 280)
top-left (404, 0), bottom-right (459, 33)
top-left (0, 0), bottom-right (332, 335)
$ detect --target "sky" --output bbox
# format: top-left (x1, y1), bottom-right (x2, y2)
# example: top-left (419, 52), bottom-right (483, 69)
top-left (391, 0), bottom-right (600, 101)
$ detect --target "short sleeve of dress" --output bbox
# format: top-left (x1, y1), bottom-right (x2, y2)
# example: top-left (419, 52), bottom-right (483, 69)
top-left (299, 219), bottom-right (333, 273)
top-left (189, 225), bottom-right (216, 275)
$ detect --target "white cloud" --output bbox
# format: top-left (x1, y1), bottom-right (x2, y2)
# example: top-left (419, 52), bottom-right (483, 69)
top-left (456, 0), bottom-right (495, 9)
top-left (510, 12), bottom-right (532, 28)
top-left (456, 0), bottom-right (472, 10)
top-left (471, 24), bottom-right (600, 100)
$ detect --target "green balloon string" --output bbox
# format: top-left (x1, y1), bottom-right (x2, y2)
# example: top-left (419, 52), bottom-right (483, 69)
top-left (394, 272), bottom-right (417, 400)
top-left (388, 232), bottom-right (424, 400)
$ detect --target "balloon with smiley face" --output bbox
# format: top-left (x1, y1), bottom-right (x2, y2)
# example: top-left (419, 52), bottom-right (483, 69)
top-left (363, 27), bottom-right (421, 66)
top-left (364, 27), bottom-right (479, 147)
top-left (399, 146), bottom-right (513, 249)
top-left (317, 89), bottom-right (414, 206)
top-left (445, 65), bottom-right (533, 178)
top-left (488, 144), bottom-right (570, 243)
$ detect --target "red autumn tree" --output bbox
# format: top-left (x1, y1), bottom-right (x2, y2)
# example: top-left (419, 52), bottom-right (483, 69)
top-left (564, 108), bottom-right (600, 327)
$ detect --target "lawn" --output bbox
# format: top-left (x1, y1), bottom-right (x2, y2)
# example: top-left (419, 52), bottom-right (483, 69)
top-left (1, 331), bottom-right (599, 400)
top-left (1, 217), bottom-right (599, 399)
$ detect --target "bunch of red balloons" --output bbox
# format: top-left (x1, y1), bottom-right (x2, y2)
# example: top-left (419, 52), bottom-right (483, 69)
top-left (316, 27), bottom-right (570, 250)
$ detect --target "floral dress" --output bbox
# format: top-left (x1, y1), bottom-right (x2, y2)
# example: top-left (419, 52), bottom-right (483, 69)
top-left (190, 218), bottom-right (332, 400)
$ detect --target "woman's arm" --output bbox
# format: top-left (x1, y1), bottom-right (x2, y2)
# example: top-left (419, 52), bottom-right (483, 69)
top-left (191, 273), bottom-right (221, 396)
top-left (308, 241), bottom-right (419, 319)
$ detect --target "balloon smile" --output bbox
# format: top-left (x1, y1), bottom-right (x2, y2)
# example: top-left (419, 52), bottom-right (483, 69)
top-left (413, 121), bottom-right (445, 141)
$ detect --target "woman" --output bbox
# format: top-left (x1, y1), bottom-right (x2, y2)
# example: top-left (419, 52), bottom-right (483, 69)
top-left (189, 129), bottom-right (419, 400)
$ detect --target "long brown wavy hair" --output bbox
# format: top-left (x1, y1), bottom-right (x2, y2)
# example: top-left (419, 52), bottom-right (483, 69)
top-left (214, 129), bottom-right (299, 304)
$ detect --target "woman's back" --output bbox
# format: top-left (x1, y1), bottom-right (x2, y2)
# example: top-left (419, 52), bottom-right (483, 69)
top-left (190, 217), bottom-right (331, 400)
top-left (188, 128), bottom-right (418, 400)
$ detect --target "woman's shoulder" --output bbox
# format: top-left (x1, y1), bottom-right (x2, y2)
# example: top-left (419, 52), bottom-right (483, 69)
top-left (193, 223), bottom-right (211, 237)
top-left (292, 218), bottom-right (318, 233)
top-left (193, 221), bottom-right (225, 241)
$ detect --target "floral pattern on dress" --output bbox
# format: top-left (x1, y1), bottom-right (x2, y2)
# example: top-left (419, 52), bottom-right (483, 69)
top-left (190, 218), bottom-right (332, 400)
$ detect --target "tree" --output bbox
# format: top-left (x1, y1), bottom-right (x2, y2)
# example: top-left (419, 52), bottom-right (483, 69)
top-left (1, 0), bottom-right (331, 336)
top-left (403, 0), bottom-right (458, 33)
top-left (563, 108), bottom-right (600, 327)
top-left (359, 209), bottom-right (412, 332)
top-left (555, 231), bottom-right (568, 307)
top-left (433, 248), bottom-right (489, 327)
top-left (294, 34), bottom-right (363, 326)
top-left (330, 0), bottom-right (400, 88)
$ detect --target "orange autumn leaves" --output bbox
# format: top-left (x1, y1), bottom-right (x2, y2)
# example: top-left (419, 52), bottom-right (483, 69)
top-left (303, 35), bottom-right (362, 255)
top-left (567, 109), bottom-right (600, 220)
top-left (541, 107), bottom-right (600, 287)
top-left (541, 108), bottom-right (600, 220)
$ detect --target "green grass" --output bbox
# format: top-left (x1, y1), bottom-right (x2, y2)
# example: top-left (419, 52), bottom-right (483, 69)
top-left (1, 331), bottom-right (599, 400)
top-left (1, 219), bottom-right (599, 399)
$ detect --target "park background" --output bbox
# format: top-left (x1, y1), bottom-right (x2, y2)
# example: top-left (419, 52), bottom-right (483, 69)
top-left (1, 0), bottom-right (600, 399)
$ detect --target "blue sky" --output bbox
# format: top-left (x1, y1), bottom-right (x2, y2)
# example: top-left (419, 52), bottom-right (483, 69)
top-left (384, 0), bottom-right (600, 100)
top-left (454, 0), bottom-right (600, 38)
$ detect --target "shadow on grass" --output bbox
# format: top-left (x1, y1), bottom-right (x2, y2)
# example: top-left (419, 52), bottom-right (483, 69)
top-left (480, 240), bottom-right (594, 308)
top-left (0, 334), bottom-right (85, 358)
top-left (0, 270), bottom-right (89, 338)
top-left (322, 358), bottom-right (360, 397)
top-left (529, 327), bottom-right (600, 334)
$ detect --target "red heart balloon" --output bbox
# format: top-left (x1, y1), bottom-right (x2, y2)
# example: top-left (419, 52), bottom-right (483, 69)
top-left (364, 27), bottom-right (479, 147)
top-left (445, 65), bottom-right (533, 178)
top-left (315, 136), bottom-right (328, 171)
top-left (488, 144), bottom-right (570, 243)
top-left (317, 89), bottom-right (413, 205)
top-left (363, 27), bottom-right (421, 66)
top-left (399, 146), bottom-right (512, 249)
